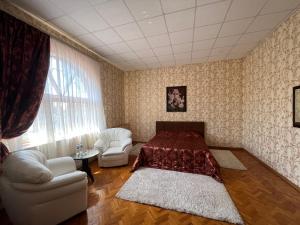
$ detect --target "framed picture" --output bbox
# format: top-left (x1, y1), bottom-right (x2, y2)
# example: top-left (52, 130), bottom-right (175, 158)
top-left (166, 86), bottom-right (187, 112)
top-left (293, 85), bottom-right (300, 128)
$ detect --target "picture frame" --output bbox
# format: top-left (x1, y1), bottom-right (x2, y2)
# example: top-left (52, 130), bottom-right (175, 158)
top-left (166, 86), bottom-right (187, 112)
top-left (293, 85), bottom-right (300, 128)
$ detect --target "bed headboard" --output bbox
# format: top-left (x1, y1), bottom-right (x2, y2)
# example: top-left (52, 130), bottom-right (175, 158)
top-left (156, 121), bottom-right (205, 138)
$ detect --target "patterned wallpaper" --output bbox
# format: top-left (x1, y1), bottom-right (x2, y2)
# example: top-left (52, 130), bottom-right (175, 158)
top-left (100, 61), bottom-right (125, 128)
top-left (242, 10), bottom-right (300, 186)
top-left (124, 60), bottom-right (243, 147)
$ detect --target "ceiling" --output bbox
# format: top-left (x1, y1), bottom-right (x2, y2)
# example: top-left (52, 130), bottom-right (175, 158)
top-left (11, 0), bottom-right (300, 71)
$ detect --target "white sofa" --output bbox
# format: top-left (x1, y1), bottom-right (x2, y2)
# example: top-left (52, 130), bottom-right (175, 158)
top-left (94, 128), bottom-right (132, 167)
top-left (0, 150), bottom-right (88, 225)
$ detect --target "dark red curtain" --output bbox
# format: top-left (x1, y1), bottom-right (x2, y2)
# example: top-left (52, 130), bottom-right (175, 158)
top-left (0, 10), bottom-right (50, 161)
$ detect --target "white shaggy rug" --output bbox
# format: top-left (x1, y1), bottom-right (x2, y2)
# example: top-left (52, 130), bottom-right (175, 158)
top-left (116, 168), bottom-right (244, 225)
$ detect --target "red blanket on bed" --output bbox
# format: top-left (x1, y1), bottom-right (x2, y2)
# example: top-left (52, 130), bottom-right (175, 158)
top-left (132, 131), bottom-right (222, 182)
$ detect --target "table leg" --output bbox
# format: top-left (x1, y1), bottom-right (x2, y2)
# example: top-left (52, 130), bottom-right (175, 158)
top-left (82, 159), bottom-right (94, 182)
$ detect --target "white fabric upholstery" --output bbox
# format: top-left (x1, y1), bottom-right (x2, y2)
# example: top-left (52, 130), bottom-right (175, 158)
top-left (94, 128), bottom-right (132, 167)
top-left (0, 150), bottom-right (88, 225)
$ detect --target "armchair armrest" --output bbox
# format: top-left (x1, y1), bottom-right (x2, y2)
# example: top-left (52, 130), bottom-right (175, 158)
top-left (94, 137), bottom-right (108, 154)
top-left (47, 157), bottom-right (76, 177)
top-left (11, 171), bottom-right (87, 192)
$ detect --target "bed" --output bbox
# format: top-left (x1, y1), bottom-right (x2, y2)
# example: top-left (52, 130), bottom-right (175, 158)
top-left (132, 121), bottom-right (222, 182)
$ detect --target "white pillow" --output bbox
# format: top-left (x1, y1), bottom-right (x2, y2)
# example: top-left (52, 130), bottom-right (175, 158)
top-left (2, 150), bottom-right (53, 184)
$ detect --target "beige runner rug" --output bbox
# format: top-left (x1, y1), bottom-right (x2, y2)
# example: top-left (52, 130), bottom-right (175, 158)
top-left (209, 149), bottom-right (247, 170)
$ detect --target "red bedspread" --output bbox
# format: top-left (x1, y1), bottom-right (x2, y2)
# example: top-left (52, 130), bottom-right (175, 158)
top-left (132, 131), bottom-right (222, 182)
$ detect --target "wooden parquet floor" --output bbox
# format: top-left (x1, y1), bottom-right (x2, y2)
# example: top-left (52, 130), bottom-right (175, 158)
top-left (1, 149), bottom-right (299, 225)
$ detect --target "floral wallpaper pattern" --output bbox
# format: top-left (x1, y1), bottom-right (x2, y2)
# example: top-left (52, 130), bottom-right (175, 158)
top-left (100, 61), bottom-right (125, 128)
top-left (124, 60), bottom-right (243, 147)
top-left (242, 10), bottom-right (300, 186)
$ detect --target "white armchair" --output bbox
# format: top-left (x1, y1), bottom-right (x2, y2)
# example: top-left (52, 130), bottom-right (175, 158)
top-left (0, 150), bottom-right (88, 225)
top-left (94, 128), bottom-right (132, 167)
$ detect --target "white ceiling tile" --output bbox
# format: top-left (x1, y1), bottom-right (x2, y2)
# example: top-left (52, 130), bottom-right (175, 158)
top-left (172, 43), bottom-right (193, 54)
top-left (197, 0), bottom-right (224, 6)
top-left (214, 35), bottom-right (241, 48)
top-left (94, 45), bottom-right (115, 56)
top-left (114, 22), bottom-right (144, 41)
top-left (50, 16), bottom-right (88, 36)
top-left (231, 42), bottom-right (258, 53)
top-left (119, 51), bottom-right (139, 60)
top-left (125, 58), bottom-right (145, 64)
top-left (161, 0), bottom-right (195, 13)
top-left (108, 42), bottom-right (132, 54)
top-left (238, 30), bottom-right (270, 43)
top-left (88, 0), bottom-right (110, 5)
top-left (194, 24), bottom-right (221, 41)
top-left (170, 29), bottom-right (194, 44)
top-left (147, 34), bottom-right (171, 48)
top-left (138, 16), bottom-right (167, 37)
top-left (247, 11), bottom-right (290, 32)
top-left (226, 0), bottom-right (268, 21)
top-left (192, 57), bottom-right (208, 63)
top-left (146, 62), bottom-right (161, 69)
top-left (69, 8), bottom-right (109, 32)
top-left (50, 0), bottom-right (90, 13)
top-left (77, 33), bottom-right (105, 47)
top-left (165, 8), bottom-right (195, 32)
top-left (142, 57), bottom-right (159, 64)
top-left (174, 52), bottom-right (191, 60)
top-left (153, 45), bottom-right (173, 56)
top-left (260, 0), bottom-right (300, 14)
top-left (125, 0), bottom-right (162, 20)
top-left (192, 49), bottom-right (211, 58)
top-left (135, 49), bottom-right (155, 58)
top-left (126, 38), bottom-right (150, 51)
top-left (195, 0), bottom-right (231, 27)
top-left (107, 54), bottom-right (126, 63)
top-left (157, 54), bottom-right (174, 62)
top-left (210, 46), bottom-right (231, 56)
top-left (94, 28), bottom-right (123, 44)
top-left (176, 58), bottom-right (192, 65)
top-left (13, 0), bottom-right (300, 71)
top-left (96, 0), bottom-right (134, 26)
top-left (12, 0), bottom-right (64, 20)
top-left (193, 39), bottom-right (215, 50)
top-left (219, 18), bottom-right (254, 37)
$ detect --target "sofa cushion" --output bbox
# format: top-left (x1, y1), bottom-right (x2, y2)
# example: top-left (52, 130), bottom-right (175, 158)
top-left (102, 147), bottom-right (125, 156)
top-left (110, 140), bottom-right (121, 147)
top-left (2, 150), bottom-right (53, 184)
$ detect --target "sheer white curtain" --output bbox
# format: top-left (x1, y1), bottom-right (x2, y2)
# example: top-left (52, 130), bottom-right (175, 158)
top-left (5, 38), bottom-right (106, 158)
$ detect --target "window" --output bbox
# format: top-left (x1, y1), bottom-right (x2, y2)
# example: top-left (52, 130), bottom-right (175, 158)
top-left (6, 39), bottom-right (106, 157)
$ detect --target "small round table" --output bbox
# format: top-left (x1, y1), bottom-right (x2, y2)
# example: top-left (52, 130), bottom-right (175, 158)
top-left (72, 149), bottom-right (99, 182)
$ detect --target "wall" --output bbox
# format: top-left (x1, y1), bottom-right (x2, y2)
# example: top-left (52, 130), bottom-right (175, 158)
top-left (242, 10), bottom-right (300, 186)
top-left (124, 60), bottom-right (243, 147)
top-left (100, 62), bottom-right (125, 128)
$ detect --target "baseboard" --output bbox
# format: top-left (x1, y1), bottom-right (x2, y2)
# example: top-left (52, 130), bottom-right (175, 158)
top-left (242, 148), bottom-right (300, 193)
